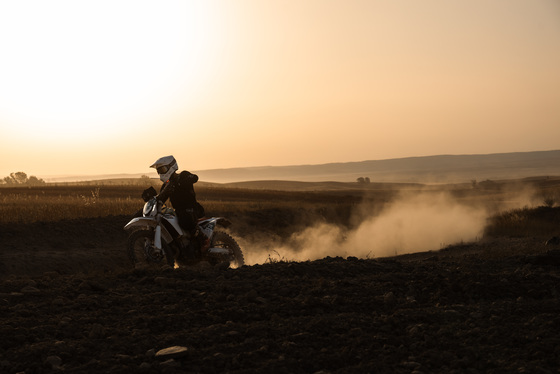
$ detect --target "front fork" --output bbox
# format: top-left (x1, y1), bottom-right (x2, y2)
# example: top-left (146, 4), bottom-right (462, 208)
top-left (154, 225), bottom-right (162, 250)
top-left (153, 211), bottom-right (164, 252)
top-left (147, 224), bottom-right (166, 261)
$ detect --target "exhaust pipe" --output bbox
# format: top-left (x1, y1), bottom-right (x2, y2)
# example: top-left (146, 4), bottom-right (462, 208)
top-left (207, 247), bottom-right (230, 255)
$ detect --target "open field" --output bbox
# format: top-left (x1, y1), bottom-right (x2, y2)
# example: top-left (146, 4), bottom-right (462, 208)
top-left (2, 177), bottom-right (560, 373)
top-left (2, 176), bottom-right (560, 266)
top-left (3, 175), bottom-right (560, 221)
top-left (0, 183), bottom-right (367, 229)
top-left (2, 176), bottom-right (560, 272)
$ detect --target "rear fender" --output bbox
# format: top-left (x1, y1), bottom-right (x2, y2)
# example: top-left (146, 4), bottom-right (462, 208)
top-left (199, 217), bottom-right (232, 228)
top-left (216, 218), bottom-right (232, 227)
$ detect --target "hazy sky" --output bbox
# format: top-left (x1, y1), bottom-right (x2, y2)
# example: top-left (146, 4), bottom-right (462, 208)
top-left (1, 0), bottom-right (559, 178)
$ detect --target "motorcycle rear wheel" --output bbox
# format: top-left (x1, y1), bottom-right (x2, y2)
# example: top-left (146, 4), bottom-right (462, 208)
top-left (210, 230), bottom-right (245, 268)
top-left (127, 229), bottom-right (175, 269)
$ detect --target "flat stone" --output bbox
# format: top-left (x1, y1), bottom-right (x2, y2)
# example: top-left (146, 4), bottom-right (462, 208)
top-left (20, 286), bottom-right (40, 294)
top-left (155, 346), bottom-right (189, 359)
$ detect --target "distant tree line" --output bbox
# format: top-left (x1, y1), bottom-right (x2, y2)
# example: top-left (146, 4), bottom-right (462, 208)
top-left (1, 172), bottom-right (45, 185)
top-left (356, 177), bottom-right (371, 184)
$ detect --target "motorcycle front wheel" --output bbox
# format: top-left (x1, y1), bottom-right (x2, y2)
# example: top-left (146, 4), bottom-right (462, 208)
top-left (127, 229), bottom-right (175, 269)
top-left (210, 230), bottom-right (245, 268)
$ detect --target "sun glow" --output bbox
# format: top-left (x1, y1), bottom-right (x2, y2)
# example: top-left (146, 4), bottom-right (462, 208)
top-left (0, 1), bottom-right (221, 143)
top-left (1, 1), bottom-right (559, 178)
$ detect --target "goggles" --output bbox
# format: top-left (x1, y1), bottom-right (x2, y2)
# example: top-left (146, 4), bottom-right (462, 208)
top-left (156, 165), bottom-right (169, 174)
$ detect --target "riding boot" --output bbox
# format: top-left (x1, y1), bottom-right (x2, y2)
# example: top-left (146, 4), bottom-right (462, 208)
top-left (192, 229), bottom-right (209, 255)
top-left (183, 241), bottom-right (197, 262)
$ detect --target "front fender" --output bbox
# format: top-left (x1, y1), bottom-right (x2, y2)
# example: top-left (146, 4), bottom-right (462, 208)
top-left (124, 217), bottom-right (173, 243)
top-left (124, 217), bottom-right (157, 231)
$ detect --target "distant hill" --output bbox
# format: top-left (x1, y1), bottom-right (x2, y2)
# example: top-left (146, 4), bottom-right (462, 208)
top-left (43, 150), bottom-right (560, 184)
top-left (195, 150), bottom-right (560, 184)
top-left (43, 173), bottom-right (158, 184)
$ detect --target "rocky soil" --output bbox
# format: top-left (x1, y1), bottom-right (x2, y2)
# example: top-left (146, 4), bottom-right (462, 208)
top-left (1, 217), bottom-right (560, 373)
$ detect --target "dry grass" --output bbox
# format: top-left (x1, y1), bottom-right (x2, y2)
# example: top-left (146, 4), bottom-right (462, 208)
top-left (483, 206), bottom-right (560, 238)
top-left (0, 184), bottom-right (361, 226)
top-left (0, 186), bottom-right (141, 223)
top-left (2, 179), bottom-right (560, 240)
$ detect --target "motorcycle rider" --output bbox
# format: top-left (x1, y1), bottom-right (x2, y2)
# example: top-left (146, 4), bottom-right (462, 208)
top-left (149, 155), bottom-right (208, 258)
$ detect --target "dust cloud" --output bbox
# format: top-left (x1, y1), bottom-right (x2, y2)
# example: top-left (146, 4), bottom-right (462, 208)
top-left (500, 182), bottom-right (542, 211)
top-left (244, 192), bottom-right (489, 264)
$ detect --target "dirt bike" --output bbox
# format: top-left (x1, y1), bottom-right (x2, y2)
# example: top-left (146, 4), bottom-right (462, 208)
top-left (124, 197), bottom-right (244, 269)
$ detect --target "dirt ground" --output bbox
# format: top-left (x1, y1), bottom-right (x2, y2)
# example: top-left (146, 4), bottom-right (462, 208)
top-left (1, 216), bottom-right (560, 373)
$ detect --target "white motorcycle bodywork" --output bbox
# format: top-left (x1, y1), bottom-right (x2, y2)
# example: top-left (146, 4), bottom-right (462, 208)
top-left (124, 197), bottom-right (231, 256)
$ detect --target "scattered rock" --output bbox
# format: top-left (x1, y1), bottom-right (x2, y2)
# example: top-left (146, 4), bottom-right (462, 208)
top-left (20, 286), bottom-right (40, 294)
top-left (138, 362), bottom-right (152, 371)
top-left (155, 346), bottom-right (189, 359)
top-left (161, 358), bottom-right (181, 368)
top-left (383, 291), bottom-right (396, 304)
top-left (1, 235), bottom-right (560, 373)
top-left (88, 324), bottom-right (106, 339)
top-left (154, 277), bottom-right (176, 287)
top-left (52, 297), bottom-right (65, 306)
top-left (45, 355), bottom-right (62, 369)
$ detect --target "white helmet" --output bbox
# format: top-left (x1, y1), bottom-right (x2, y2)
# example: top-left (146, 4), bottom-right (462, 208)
top-left (150, 155), bottom-right (178, 182)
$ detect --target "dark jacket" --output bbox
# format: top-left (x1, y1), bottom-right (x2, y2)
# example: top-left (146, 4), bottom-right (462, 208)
top-left (157, 171), bottom-right (199, 212)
